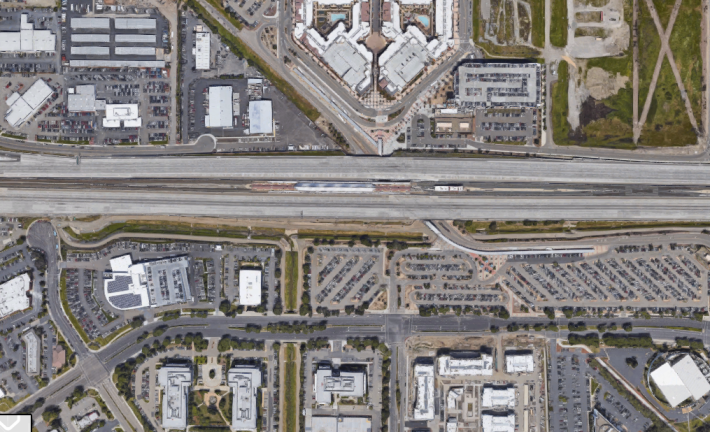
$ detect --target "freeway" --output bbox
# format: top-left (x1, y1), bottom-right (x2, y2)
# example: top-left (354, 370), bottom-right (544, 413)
top-left (6, 188), bottom-right (710, 219)
top-left (3, 154), bottom-right (710, 185)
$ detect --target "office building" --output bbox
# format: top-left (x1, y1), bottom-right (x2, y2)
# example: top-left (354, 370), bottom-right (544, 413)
top-left (22, 330), bottom-right (39, 376)
top-left (650, 354), bottom-right (710, 407)
top-left (413, 364), bottom-right (434, 420)
top-left (482, 387), bottom-right (516, 409)
top-left (314, 363), bottom-right (367, 404)
top-left (238, 269), bottom-right (262, 306)
top-left (0, 14), bottom-right (55, 53)
top-left (158, 365), bottom-right (192, 429)
top-left (482, 413), bottom-right (515, 432)
top-left (248, 100), bottom-right (273, 135)
top-left (228, 366), bottom-right (262, 431)
top-left (310, 416), bottom-right (372, 432)
top-left (206, 86), bottom-right (234, 128)
top-left (195, 32), bottom-right (210, 70)
top-left (505, 352), bottom-right (534, 374)
top-left (438, 353), bottom-right (493, 376)
top-left (103, 104), bottom-right (142, 128)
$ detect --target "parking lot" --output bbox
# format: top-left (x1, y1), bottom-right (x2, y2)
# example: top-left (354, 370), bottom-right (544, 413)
top-left (392, 249), bottom-right (507, 309)
top-left (500, 243), bottom-right (708, 309)
top-left (474, 108), bottom-right (538, 145)
top-left (549, 342), bottom-right (591, 432)
top-left (313, 247), bottom-right (385, 309)
top-left (63, 267), bottom-right (120, 340)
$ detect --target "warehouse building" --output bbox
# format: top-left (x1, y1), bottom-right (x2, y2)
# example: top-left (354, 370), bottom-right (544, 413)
top-left (455, 61), bottom-right (542, 108)
top-left (115, 34), bottom-right (156, 43)
top-left (414, 364), bottom-right (434, 420)
top-left (310, 417), bottom-right (372, 432)
top-left (482, 413), bottom-right (515, 432)
top-left (68, 85), bottom-right (106, 112)
top-left (0, 274), bottom-right (30, 318)
top-left (115, 18), bottom-right (156, 30)
top-left (314, 363), bottom-right (367, 404)
top-left (158, 365), bottom-right (192, 429)
top-left (103, 104), bottom-right (142, 128)
top-left (482, 386), bottom-right (516, 409)
top-left (71, 34), bottom-right (110, 43)
top-left (228, 366), bottom-right (262, 431)
top-left (5, 78), bottom-right (53, 128)
top-left (505, 352), bottom-right (534, 374)
top-left (238, 269), bottom-right (262, 306)
top-left (206, 86), bottom-right (234, 128)
top-left (22, 330), bottom-right (39, 376)
top-left (71, 46), bottom-right (109, 56)
top-left (104, 254), bottom-right (192, 310)
top-left (650, 354), bottom-right (710, 407)
top-left (70, 17), bottom-right (110, 30)
top-left (248, 100), bottom-right (273, 135)
top-left (0, 14), bottom-right (55, 53)
top-left (438, 353), bottom-right (493, 376)
top-left (115, 46), bottom-right (156, 56)
top-left (195, 32), bottom-right (210, 70)
top-left (69, 60), bottom-right (165, 68)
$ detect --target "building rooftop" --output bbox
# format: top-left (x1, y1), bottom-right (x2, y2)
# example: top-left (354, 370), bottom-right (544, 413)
top-left (438, 353), bottom-right (494, 376)
top-left (70, 18), bottom-right (110, 29)
top-left (456, 62), bottom-right (542, 108)
top-left (104, 254), bottom-right (192, 310)
top-left (71, 46), bottom-right (110, 56)
top-left (115, 46), bottom-right (156, 56)
top-left (22, 330), bottom-right (39, 376)
top-left (71, 33), bottom-right (110, 43)
top-left (413, 364), bottom-right (434, 420)
top-left (158, 365), bottom-right (192, 429)
top-left (248, 100), bottom-right (273, 135)
top-left (52, 344), bottom-right (66, 369)
top-left (228, 366), bottom-right (262, 431)
top-left (482, 387), bottom-right (516, 409)
top-left (68, 85), bottom-right (106, 112)
top-left (0, 273), bottom-right (30, 318)
top-left (206, 86), bottom-right (233, 128)
top-left (651, 355), bottom-right (710, 407)
top-left (115, 34), bottom-right (156, 43)
top-left (238, 269), bottom-right (262, 306)
top-left (68, 60), bottom-right (165, 68)
top-left (114, 18), bottom-right (156, 30)
top-left (310, 417), bottom-right (372, 432)
top-left (195, 33), bottom-right (210, 70)
top-left (505, 352), bottom-right (534, 373)
top-left (315, 364), bottom-right (367, 404)
top-left (482, 413), bottom-right (515, 432)
top-left (5, 78), bottom-right (53, 128)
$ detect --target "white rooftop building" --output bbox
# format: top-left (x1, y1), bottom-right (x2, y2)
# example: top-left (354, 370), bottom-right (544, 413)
top-left (104, 254), bottom-right (192, 310)
top-left (414, 364), bottom-right (434, 420)
top-left (228, 366), bottom-right (262, 432)
top-left (438, 354), bottom-right (493, 376)
top-left (70, 18), bottom-right (110, 29)
top-left (0, 273), bottom-right (30, 318)
top-left (206, 86), bottom-right (234, 128)
top-left (314, 364), bottom-right (367, 404)
top-left (5, 78), bottom-right (53, 128)
top-left (158, 365), bottom-right (192, 429)
top-left (310, 416), bottom-right (372, 432)
top-left (248, 100), bottom-right (273, 135)
top-left (195, 32), bottom-right (210, 70)
top-left (378, 0), bottom-right (454, 93)
top-left (115, 18), bottom-right (156, 30)
top-left (650, 355), bottom-right (710, 407)
top-left (103, 104), bottom-right (142, 128)
top-left (447, 387), bottom-right (463, 409)
top-left (482, 413), bottom-right (515, 432)
top-left (0, 14), bottom-right (56, 53)
top-left (293, 0), bottom-right (372, 93)
top-left (22, 330), bottom-right (39, 376)
top-left (482, 387), bottom-right (516, 409)
top-left (505, 353), bottom-right (534, 374)
top-left (238, 269), bottom-right (262, 306)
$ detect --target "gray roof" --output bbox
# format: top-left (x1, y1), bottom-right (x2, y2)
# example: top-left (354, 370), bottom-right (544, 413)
top-left (71, 46), bottom-right (109, 56)
top-left (69, 60), bottom-right (165, 68)
top-left (457, 62), bottom-right (541, 107)
top-left (71, 34), bottom-right (110, 42)
top-left (228, 367), bottom-right (262, 431)
top-left (115, 18), bottom-right (156, 30)
top-left (248, 100), bottom-right (273, 135)
top-left (315, 366), bottom-right (366, 404)
top-left (70, 18), bottom-right (110, 29)
top-left (114, 46), bottom-right (156, 56)
top-left (158, 366), bottom-right (192, 429)
top-left (114, 34), bottom-right (156, 43)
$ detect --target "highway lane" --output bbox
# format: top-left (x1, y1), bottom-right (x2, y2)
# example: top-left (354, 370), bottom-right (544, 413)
top-left (7, 188), bottom-right (710, 219)
top-left (4, 154), bottom-right (710, 185)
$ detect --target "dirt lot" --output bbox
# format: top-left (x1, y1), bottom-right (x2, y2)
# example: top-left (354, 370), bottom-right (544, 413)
top-left (406, 335), bottom-right (494, 355)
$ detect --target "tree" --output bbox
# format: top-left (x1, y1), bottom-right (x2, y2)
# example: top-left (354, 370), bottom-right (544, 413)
top-left (42, 406), bottom-right (61, 424)
top-left (497, 307), bottom-right (510, 320)
top-left (623, 323), bottom-right (633, 332)
top-left (218, 336), bottom-right (231, 352)
top-left (625, 356), bottom-right (638, 368)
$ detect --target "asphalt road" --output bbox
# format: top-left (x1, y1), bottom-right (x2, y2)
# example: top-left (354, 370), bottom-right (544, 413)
top-left (7, 189), bottom-right (710, 220)
top-left (5, 154), bottom-right (710, 185)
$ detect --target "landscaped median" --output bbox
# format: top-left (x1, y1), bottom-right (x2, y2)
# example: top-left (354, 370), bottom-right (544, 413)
top-left (60, 270), bottom-right (135, 350)
top-left (185, 0), bottom-right (320, 122)
top-left (62, 220), bottom-right (286, 243)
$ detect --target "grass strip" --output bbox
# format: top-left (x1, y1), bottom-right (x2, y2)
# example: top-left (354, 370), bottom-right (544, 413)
top-left (284, 344), bottom-right (298, 432)
top-left (550, 0), bottom-right (568, 47)
top-left (186, 0), bottom-right (320, 121)
top-left (285, 252), bottom-right (298, 311)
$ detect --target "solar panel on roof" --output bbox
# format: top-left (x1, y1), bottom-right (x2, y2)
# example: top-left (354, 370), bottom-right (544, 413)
top-left (110, 293), bottom-right (142, 308)
top-left (107, 275), bottom-right (132, 293)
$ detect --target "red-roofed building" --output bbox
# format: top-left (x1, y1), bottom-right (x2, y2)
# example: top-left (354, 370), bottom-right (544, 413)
top-left (362, 2), bottom-right (370, 22)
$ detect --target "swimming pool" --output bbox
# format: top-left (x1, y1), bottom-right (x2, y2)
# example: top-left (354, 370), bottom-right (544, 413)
top-left (331, 13), bottom-right (346, 22)
top-left (417, 15), bottom-right (430, 26)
